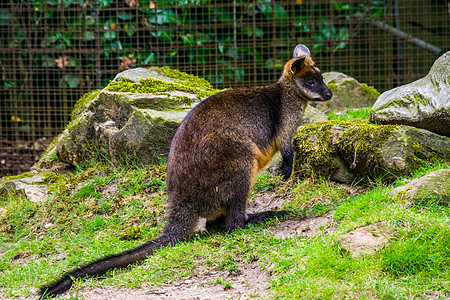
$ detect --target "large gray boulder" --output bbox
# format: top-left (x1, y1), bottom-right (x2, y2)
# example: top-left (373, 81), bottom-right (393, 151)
top-left (312, 72), bottom-right (380, 112)
top-left (370, 51), bottom-right (450, 137)
top-left (34, 67), bottom-right (220, 169)
top-left (390, 169), bottom-right (450, 207)
top-left (293, 120), bottom-right (450, 183)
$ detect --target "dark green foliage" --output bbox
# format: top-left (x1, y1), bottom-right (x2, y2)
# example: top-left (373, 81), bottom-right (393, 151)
top-left (3, 1), bottom-right (385, 88)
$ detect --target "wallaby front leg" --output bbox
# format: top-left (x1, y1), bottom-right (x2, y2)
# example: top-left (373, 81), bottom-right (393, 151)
top-left (280, 142), bottom-right (294, 180)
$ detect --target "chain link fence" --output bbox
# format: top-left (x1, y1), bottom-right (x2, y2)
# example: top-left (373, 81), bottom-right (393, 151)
top-left (0, 0), bottom-right (448, 176)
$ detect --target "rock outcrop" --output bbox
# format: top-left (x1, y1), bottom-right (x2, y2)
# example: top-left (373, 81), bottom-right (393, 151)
top-left (0, 174), bottom-right (51, 203)
top-left (370, 51), bottom-right (450, 137)
top-left (293, 120), bottom-right (450, 183)
top-left (34, 67), bottom-right (220, 170)
top-left (312, 72), bottom-right (380, 112)
top-left (390, 169), bottom-right (450, 207)
top-left (337, 222), bottom-right (395, 257)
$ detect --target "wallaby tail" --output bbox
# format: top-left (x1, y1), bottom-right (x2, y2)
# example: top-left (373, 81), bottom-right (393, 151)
top-left (39, 236), bottom-right (171, 298)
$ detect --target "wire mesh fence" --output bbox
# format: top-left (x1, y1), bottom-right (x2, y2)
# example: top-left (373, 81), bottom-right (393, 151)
top-left (0, 0), bottom-right (448, 176)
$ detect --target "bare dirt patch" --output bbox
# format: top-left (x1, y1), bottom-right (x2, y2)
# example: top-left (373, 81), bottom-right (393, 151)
top-left (248, 192), bottom-right (286, 214)
top-left (271, 216), bottom-right (333, 239)
top-left (78, 263), bottom-right (271, 300)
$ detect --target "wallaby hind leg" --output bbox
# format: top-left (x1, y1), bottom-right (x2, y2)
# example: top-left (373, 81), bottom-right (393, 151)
top-left (161, 205), bottom-right (200, 245)
top-left (225, 196), bottom-right (248, 233)
top-left (224, 173), bottom-right (253, 233)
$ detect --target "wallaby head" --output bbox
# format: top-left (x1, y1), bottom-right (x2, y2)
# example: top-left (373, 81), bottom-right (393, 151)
top-left (280, 44), bottom-right (332, 102)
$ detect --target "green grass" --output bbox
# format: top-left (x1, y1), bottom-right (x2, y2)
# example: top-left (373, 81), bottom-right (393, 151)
top-left (326, 106), bottom-right (372, 122)
top-left (1, 157), bottom-right (449, 299)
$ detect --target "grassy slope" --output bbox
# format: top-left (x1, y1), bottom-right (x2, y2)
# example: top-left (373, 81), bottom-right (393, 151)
top-left (1, 108), bottom-right (449, 299)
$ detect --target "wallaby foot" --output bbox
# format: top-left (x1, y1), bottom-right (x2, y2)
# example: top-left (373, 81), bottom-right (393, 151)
top-left (246, 210), bottom-right (290, 226)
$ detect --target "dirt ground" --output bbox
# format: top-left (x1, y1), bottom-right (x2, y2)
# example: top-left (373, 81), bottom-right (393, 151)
top-left (77, 263), bottom-right (272, 300)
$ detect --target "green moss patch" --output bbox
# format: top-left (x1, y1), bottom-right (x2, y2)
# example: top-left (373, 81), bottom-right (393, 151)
top-left (360, 83), bottom-right (380, 99)
top-left (1, 172), bottom-right (62, 186)
top-left (294, 120), bottom-right (450, 182)
top-left (293, 121), bottom-right (346, 177)
top-left (337, 122), bottom-right (399, 178)
top-left (71, 90), bottom-right (101, 118)
top-left (294, 120), bottom-right (399, 179)
top-left (106, 67), bottom-right (220, 101)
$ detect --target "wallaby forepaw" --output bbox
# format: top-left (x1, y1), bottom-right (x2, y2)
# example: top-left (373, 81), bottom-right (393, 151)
top-left (281, 167), bottom-right (292, 181)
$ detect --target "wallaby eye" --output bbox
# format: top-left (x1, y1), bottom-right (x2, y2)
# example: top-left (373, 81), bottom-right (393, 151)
top-left (306, 79), bottom-right (315, 86)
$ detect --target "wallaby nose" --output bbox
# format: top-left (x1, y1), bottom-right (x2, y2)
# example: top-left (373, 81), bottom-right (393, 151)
top-left (325, 90), bottom-right (332, 100)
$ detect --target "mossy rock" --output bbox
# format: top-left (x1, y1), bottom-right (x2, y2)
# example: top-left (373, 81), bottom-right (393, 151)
top-left (311, 72), bottom-right (380, 113)
top-left (34, 67), bottom-right (221, 169)
top-left (0, 172), bottom-right (62, 203)
top-left (293, 120), bottom-right (450, 183)
top-left (390, 169), bottom-right (450, 207)
top-left (370, 51), bottom-right (450, 137)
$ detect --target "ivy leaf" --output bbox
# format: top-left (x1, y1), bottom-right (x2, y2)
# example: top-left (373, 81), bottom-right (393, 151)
top-left (274, 5), bottom-right (288, 21)
top-left (99, 0), bottom-right (113, 8)
top-left (181, 34), bottom-right (196, 45)
top-left (64, 74), bottom-right (80, 88)
top-left (0, 11), bottom-right (11, 26)
top-left (62, 0), bottom-right (74, 8)
top-left (150, 29), bottom-right (173, 43)
top-left (124, 24), bottom-right (137, 37)
top-left (83, 31), bottom-right (95, 41)
top-left (118, 11), bottom-right (135, 21)
top-left (104, 31), bottom-right (116, 41)
top-left (85, 15), bottom-right (95, 26)
top-left (4, 81), bottom-right (14, 89)
top-left (140, 52), bottom-right (156, 65)
top-left (294, 22), bottom-right (310, 33)
top-left (257, 4), bottom-right (272, 18)
top-left (147, 10), bottom-right (175, 25)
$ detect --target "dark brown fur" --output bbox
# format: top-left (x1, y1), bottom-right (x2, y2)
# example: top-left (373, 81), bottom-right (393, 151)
top-left (40, 54), bottom-right (331, 298)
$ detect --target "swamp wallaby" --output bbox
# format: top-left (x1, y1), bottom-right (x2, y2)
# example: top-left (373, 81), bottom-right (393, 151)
top-left (40, 44), bottom-right (332, 298)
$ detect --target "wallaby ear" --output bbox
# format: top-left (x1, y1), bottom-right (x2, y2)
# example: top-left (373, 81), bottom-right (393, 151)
top-left (290, 57), bottom-right (306, 75)
top-left (293, 44), bottom-right (311, 58)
